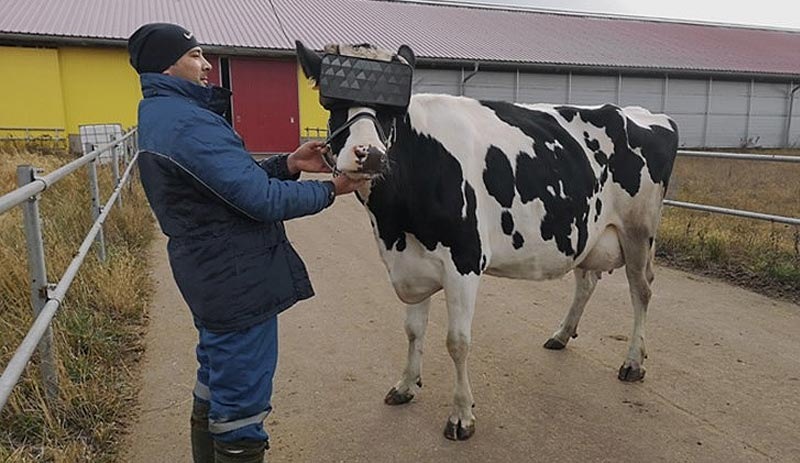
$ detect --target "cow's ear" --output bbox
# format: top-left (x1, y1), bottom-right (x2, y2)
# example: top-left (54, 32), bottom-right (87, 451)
top-left (295, 40), bottom-right (322, 86)
top-left (397, 44), bottom-right (416, 68)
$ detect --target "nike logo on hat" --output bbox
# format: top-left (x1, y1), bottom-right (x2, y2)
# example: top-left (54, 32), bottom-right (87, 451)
top-left (184, 31), bottom-right (193, 40)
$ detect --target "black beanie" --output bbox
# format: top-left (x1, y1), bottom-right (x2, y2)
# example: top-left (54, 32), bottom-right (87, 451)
top-left (127, 23), bottom-right (199, 74)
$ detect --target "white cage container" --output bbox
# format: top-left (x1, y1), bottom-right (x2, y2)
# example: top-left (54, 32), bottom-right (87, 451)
top-left (79, 124), bottom-right (124, 164)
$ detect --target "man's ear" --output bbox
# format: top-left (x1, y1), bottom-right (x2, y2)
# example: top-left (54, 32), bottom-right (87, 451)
top-left (295, 40), bottom-right (322, 86)
top-left (397, 45), bottom-right (416, 69)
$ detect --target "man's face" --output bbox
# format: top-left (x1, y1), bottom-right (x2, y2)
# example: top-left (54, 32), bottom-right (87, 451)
top-left (164, 46), bottom-right (212, 87)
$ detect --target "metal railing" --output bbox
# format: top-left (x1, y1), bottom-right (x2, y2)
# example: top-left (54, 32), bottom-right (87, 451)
top-left (302, 127), bottom-right (328, 139)
top-left (665, 150), bottom-right (800, 226)
top-left (0, 127), bottom-right (65, 142)
top-left (0, 129), bottom-right (140, 413)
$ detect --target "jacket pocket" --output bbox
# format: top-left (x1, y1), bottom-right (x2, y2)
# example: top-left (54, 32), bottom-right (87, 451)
top-left (230, 240), bottom-right (298, 313)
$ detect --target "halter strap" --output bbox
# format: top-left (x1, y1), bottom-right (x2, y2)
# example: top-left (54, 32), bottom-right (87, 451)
top-left (322, 111), bottom-right (394, 172)
top-left (324, 111), bottom-right (389, 147)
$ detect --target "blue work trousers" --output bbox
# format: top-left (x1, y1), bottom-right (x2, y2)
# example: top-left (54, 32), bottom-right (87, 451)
top-left (192, 316), bottom-right (278, 443)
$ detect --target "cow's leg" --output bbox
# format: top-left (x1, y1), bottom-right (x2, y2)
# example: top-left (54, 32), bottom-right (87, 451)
top-left (443, 276), bottom-right (480, 441)
top-left (544, 268), bottom-right (599, 350)
top-left (385, 298), bottom-right (431, 405)
top-left (618, 236), bottom-right (652, 382)
top-left (646, 242), bottom-right (656, 284)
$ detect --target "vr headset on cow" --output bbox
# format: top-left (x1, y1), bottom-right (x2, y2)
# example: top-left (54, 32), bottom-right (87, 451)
top-left (317, 53), bottom-right (413, 114)
top-left (296, 40), bottom-right (415, 174)
top-left (318, 51), bottom-right (413, 172)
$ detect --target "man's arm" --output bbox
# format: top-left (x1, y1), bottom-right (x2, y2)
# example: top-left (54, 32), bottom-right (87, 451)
top-left (258, 154), bottom-right (298, 181)
top-left (171, 116), bottom-right (333, 222)
top-left (257, 141), bottom-right (331, 180)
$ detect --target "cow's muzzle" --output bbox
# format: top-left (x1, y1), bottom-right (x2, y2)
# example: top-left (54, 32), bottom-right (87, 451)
top-left (324, 111), bottom-right (393, 175)
top-left (354, 145), bottom-right (385, 173)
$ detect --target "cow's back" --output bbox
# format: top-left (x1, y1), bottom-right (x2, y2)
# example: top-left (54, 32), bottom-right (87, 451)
top-left (393, 94), bottom-right (677, 280)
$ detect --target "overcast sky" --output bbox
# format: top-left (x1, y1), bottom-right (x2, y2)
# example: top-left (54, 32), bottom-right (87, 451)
top-left (433, 0), bottom-right (800, 30)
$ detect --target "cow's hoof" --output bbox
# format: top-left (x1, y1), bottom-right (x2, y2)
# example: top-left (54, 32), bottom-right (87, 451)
top-left (444, 419), bottom-right (475, 441)
top-left (543, 338), bottom-right (567, 350)
top-left (384, 387), bottom-right (415, 405)
top-left (618, 361), bottom-right (646, 382)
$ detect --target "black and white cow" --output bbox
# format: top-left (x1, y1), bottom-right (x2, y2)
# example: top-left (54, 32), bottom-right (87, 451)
top-left (297, 41), bottom-right (678, 441)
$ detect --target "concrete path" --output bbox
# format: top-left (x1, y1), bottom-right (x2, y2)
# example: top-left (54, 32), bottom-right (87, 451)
top-left (125, 193), bottom-right (800, 463)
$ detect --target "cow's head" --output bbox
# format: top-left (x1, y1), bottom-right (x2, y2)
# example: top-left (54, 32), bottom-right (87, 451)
top-left (296, 40), bottom-right (416, 178)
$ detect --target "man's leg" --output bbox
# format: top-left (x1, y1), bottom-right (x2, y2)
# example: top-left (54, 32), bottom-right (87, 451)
top-left (199, 316), bottom-right (278, 463)
top-left (191, 326), bottom-right (214, 463)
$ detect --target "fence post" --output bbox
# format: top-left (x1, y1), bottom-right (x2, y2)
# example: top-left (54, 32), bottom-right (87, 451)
top-left (16, 165), bottom-right (60, 405)
top-left (111, 136), bottom-right (122, 207)
top-left (123, 137), bottom-right (130, 165)
top-left (132, 132), bottom-right (140, 189)
top-left (86, 144), bottom-right (107, 262)
top-left (126, 138), bottom-right (134, 195)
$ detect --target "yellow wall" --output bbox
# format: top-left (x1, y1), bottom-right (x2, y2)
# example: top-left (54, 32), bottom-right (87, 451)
top-left (0, 46), bottom-right (66, 131)
top-left (0, 45), bottom-right (141, 145)
top-left (297, 66), bottom-right (329, 139)
top-left (58, 47), bottom-right (140, 135)
top-left (2, 46), bottom-right (323, 145)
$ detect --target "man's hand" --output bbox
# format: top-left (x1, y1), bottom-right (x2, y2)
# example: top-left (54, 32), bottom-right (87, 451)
top-left (331, 174), bottom-right (368, 196)
top-left (287, 141), bottom-right (332, 175)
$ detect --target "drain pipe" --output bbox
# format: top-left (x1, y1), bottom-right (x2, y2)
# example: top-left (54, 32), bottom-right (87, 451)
top-left (460, 62), bottom-right (479, 96)
top-left (786, 84), bottom-right (800, 147)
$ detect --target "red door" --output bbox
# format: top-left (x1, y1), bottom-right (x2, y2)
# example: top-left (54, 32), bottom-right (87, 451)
top-left (229, 58), bottom-right (299, 154)
top-left (204, 55), bottom-right (221, 86)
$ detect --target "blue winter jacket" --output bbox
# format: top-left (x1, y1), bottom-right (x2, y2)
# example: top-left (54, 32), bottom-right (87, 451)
top-left (136, 73), bottom-right (335, 332)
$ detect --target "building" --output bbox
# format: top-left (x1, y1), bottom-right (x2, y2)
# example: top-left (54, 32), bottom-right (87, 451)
top-left (2, 0), bottom-right (800, 152)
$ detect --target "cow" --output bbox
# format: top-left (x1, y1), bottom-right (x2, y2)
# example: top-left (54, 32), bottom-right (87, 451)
top-left (296, 41), bottom-right (679, 441)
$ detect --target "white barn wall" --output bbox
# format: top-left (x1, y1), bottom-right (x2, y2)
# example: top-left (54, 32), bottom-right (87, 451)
top-left (664, 78), bottom-right (707, 147)
top-left (517, 73), bottom-right (569, 105)
top-left (411, 67), bottom-right (796, 148)
top-left (463, 71), bottom-right (515, 101)
top-left (791, 109), bottom-right (800, 147)
top-left (569, 74), bottom-right (618, 106)
top-left (620, 76), bottom-right (664, 112)
top-left (751, 82), bottom-right (792, 147)
top-left (707, 80), bottom-right (749, 147)
top-left (750, 83), bottom-right (785, 147)
top-left (412, 69), bottom-right (462, 95)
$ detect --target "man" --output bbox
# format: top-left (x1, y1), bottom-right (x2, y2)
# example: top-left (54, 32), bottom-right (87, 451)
top-left (127, 23), bottom-right (364, 463)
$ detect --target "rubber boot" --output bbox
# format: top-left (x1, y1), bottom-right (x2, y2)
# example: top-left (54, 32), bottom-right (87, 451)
top-left (190, 399), bottom-right (215, 463)
top-left (214, 439), bottom-right (268, 463)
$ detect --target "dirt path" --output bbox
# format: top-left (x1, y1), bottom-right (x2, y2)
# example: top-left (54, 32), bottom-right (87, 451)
top-left (125, 192), bottom-right (800, 463)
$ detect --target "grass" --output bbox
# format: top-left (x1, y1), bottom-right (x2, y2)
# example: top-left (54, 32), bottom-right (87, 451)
top-left (0, 146), bottom-right (155, 462)
top-left (657, 148), bottom-right (800, 303)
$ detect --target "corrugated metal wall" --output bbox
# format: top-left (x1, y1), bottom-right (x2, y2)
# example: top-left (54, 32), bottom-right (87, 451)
top-left (411, 68), bottom-right (800, 148)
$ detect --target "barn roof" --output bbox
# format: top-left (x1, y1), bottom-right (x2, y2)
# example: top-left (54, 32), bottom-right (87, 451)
top-left (2, 0), bottom-right (800, 78)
